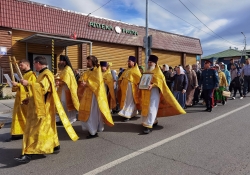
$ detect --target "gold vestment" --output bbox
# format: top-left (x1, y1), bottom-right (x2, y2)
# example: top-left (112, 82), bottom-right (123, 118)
top-left (22, 69), bottom-right (79, 155)
top-left (141, 65), bottom-right (186, 117)
top-left (118, 65), bottom-right (141, 109)
top-left (57, 65), bottom-right (79, 111)
top-left (78, 67), bottom-right (114, 127)
top-left (11, 71), bottom-right (36, 135)
top-left (102, 68), bottom-right (116, 109)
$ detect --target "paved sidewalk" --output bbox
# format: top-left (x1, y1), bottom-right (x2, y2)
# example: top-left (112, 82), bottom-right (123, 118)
top-left (0, 99), bottom-right (15, 124)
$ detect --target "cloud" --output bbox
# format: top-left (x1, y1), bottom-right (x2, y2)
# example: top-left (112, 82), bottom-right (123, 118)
top-left (33, 0), bottom-right (114, 18)
top-left (31, 0), bottom-right (250, 56)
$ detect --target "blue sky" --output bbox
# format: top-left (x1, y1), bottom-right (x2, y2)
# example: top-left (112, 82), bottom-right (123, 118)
top-left (32, 0), bottom-right (250, 57)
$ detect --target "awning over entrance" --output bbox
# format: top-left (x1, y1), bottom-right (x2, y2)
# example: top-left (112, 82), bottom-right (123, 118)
top-left (20, 34), bottom-right (92, 47)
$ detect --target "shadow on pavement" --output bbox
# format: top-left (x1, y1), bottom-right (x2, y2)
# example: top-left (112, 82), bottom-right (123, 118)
top-left (0, 148), bottom-right (22, 168)
top-left (111, 115), bottom-right (140, 122)
top-left (0, 148), bottom-right (45, 168)
top-left (104, 122), bottom-right (164, 134)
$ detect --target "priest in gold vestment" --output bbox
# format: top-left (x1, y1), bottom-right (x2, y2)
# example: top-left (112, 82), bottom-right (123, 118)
top-left (141, 55), bottom-right (186, 134)
top-left (56, 55), bottom-right (79, 124)
top-left (6, 60), bottom-right (36, 142)
top-left (78, 56), bottom-right (114, 139)
top-left (118, 56), bottom-right (141, 122)
top-left (15, 56), bottom-right (79, 163)
top-left (100, 61), bottom-right (116, 111)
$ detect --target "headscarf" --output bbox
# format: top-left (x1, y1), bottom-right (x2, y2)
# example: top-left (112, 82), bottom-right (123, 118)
top-left (179, 66), bottom-right (185, 74)
top-left (163, 64), bottom-right (169, 71)
top-left (214, 64), bottom-right (220, 70)
top-left (138, 65), bottom-right (145, 73)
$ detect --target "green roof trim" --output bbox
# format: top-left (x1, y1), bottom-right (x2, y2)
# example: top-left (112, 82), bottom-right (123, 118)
top-left (202, 49), bottom-right (243, 59)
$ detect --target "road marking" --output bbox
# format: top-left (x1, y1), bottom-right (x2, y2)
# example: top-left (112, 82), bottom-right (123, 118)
top-left (84, 102), bottom-right (250, 175)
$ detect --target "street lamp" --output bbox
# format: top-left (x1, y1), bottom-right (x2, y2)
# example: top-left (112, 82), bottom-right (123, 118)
top-left (241, 32), bottom-right (246, 59)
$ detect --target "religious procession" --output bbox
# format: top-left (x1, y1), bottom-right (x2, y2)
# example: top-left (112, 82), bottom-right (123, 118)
top-left (2, 54), bottom-right (250, 164)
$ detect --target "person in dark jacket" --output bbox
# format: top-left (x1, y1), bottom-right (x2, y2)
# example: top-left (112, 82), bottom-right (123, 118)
top-left (162, 64), bottom-right (173, 91)
top-left (118, 68), bottom-right (125, 78)
top-left (199, 60), bottom-right (219, 112)
top-left (227, 58), bottom-right (239, 71)
top-left (171, 66), bottom-right (188, 109)
top-left (231, 72), bottom-right (243, 99)
top-left (192, 64), bottom-right (201, 105)
top-left (74, 69), bottom-right (81, 82)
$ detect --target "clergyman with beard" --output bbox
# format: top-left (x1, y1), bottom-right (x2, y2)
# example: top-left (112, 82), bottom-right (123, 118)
top-left (118, 56), bottom-right (141, 122)
top-left (78, 55), bottom-right (114, 139)
top-left (140, 55), bottom-right (186, 134)
top-left (56, 55), bottom-right (79, 124)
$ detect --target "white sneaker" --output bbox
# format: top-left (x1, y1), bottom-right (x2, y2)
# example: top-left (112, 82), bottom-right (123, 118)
top-left (232, 97), bottom-right (235, 100)
top-left (240, 97), bottom-right (243, 99)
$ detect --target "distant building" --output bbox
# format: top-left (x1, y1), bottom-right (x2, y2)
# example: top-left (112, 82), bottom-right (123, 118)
top-left (201, 48), bottom-right (250, 66)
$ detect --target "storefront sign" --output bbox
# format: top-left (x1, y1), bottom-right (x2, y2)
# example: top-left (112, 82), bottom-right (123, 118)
top-left (89, 22), bottom-right (138, 36)
top-left (0, 47), bottom-right (7, 55)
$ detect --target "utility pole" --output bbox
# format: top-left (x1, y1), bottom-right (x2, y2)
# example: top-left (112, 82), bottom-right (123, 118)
top-left (144, 0), bottom-right (149, 68)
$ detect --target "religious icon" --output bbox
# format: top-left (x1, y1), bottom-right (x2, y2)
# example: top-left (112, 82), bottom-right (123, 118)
top-left (139, 73), bottom-right (153, 89)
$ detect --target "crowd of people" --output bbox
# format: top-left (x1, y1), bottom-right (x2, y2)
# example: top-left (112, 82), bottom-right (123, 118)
top-left (158, 58), bottom-right (250, 112)
top-left (3, 54), bottom-right (250, 164)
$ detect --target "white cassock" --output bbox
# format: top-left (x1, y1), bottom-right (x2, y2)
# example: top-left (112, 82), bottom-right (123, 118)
top-left (56, 84), bottom-right (77, 124)
top-left (118, 82), bottom-right (137, 118)
top-left (142, 87), bottom-right (160, 127)
top-left (81, 94), bottom-right (104, 135)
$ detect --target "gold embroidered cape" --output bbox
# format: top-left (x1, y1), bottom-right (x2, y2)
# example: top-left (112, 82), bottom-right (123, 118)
top-left (118, 65), bottom-right (141, 109)
top-left (57, 65), bottom-right (80, 111)
top-left (141, 65), bottom-right (186, 117)
top-left (78, 67), bottom-right (114, 127)
top-left (11, 71), bottom-right (36, 135)
top-left (102, 68), bottom-right (116, 109)
top-left (22, 69), bottom-right (78, 155)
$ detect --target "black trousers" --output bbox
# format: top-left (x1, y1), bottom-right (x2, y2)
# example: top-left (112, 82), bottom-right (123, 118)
top-left (233, 86), bottom-right (242, 97)
top-left (193, 88), bottom-right (200, 104)
top-left (229, 82), bottom-right (234, 92)
top-left (243, 76), bottom-right (250, 95)
top-left (203, 89), bottom-right (214, 109)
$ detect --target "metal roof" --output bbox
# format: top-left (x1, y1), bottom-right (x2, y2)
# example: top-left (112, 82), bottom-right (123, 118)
top-left (20, 34), bottom-right (92, 47)
top-left (202, 49), bottom-right (243, 59)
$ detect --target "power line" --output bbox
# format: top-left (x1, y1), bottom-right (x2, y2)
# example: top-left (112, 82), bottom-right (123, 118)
top-left (178, 0), bottom-right (239, 47)
top-left (151, 0), bottom-right (243, 49)
top-left (185, 0), bottom-right (210, 19)
top-left (87, 0), bottom-right (112, 16)
top-left (150, 0), bottom-right (214, 38)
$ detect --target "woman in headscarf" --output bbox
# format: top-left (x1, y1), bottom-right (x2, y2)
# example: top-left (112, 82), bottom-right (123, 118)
top-left (185, 64), bottom-right (198, 106)
top-left (213, 64), bottom-right (228, 106)
top-left (162, 64), bottom-right (174, 91)
top-left (171, 66), bottom-right (188, 109)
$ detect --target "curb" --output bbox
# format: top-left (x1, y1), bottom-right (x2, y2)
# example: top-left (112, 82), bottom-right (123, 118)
top-left (0, 119), bottom-right (12, 125)
top-left (0, 110), bottom-right (12, 114)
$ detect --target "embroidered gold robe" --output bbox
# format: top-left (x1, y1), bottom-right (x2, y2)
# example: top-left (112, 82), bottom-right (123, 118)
top-left (22, 69), bottom-right (79, 155)
top-left (141, 65), bottom-right (186, 117)
top-left (57, 65), bottom-right (79, 111)
top-left (102, 68), bottom-right (116, 109)
top-left (11, 71), bottom-right (36, 136)
top-left (118, 65), bottom-right (141, 109)
top-left (78, 67), bottom-right (114, 127)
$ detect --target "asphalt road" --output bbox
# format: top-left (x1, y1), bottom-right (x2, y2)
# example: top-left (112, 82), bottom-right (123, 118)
top-left (1, 96), bottom-right (250, 175)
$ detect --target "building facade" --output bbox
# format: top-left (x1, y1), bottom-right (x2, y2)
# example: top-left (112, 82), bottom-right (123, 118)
top-left (201, 48), bottom-right (250, 66)
top-left (0, 0), bottom-right (202, 81)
